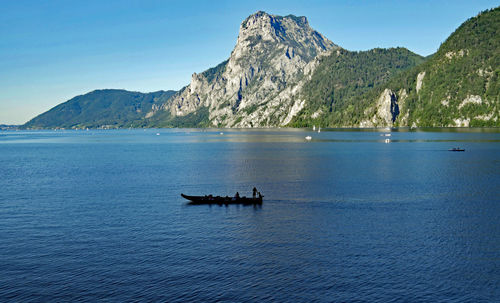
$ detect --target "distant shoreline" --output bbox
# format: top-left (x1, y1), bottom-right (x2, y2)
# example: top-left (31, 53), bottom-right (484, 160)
top-left (0, 125), bottom-right (20, 130)
top-left (8, 126), bottom-right (500, 132)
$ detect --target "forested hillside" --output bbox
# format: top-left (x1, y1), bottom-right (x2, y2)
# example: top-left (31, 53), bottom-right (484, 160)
top-left (290, 48), bottom-right (425, 126)
top-left (353, 7), bottom-right (499, 127)
top-left (24, 90), bottom-right (176, 129)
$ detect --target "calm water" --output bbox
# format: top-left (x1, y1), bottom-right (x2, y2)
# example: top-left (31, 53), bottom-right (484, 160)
top-left (1, 128), bottom-right (499, 302)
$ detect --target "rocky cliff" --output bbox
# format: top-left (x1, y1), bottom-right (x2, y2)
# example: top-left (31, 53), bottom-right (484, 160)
top-left (152, 11), bottom-right (337, 127)
top-left (357, 7), bottom-right (500, 127)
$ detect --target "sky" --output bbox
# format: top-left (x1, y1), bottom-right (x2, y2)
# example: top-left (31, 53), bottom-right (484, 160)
top-left (0, 0), bottom-right (498, 124)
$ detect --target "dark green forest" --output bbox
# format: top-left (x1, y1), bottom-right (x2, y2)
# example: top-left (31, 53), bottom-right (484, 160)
top-left (23, 90), bottom-right (176, 129)
top-left (291, 7), bottom-right (499, 127)
top-left (289, 47), bottom-right (425, 127)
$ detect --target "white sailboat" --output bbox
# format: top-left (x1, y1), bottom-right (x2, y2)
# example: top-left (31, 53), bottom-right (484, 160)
top-left (318, 126), bottom-right (321, 133)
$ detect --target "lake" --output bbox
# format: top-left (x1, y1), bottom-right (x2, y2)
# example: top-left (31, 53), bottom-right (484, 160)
top-left (1, 128), bottom-right (499, 302)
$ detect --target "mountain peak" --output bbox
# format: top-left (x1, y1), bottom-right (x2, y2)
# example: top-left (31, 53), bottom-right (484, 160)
top-left (241, 11), bottom-right (310, 37)
top-left (245, 11), bottom-right (308, 25)
top-left (161, 11), bottom-right (338, 127)
top-left (236, 11), bottom-right (335, 62)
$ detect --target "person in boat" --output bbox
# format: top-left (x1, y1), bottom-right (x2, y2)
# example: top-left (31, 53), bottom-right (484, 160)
top-left (253, 187), bottom-right (258, 198)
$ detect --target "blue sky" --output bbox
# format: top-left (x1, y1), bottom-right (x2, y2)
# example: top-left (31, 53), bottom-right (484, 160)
top-left (0, 0), bottom-right (498, 124)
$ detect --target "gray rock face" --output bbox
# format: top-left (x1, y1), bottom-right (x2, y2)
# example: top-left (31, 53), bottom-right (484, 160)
top-left (360, 89), bottom-right (400, 127)
top-left (152, 11), bottom-right (337, 127)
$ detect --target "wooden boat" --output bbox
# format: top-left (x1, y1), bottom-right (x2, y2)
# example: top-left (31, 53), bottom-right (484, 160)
top-left (181, 193), bottom-right (263, 205)
top-left (449, 147), bottom-right (465, 152)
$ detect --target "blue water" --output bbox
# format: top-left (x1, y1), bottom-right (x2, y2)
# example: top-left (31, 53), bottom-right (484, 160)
top-left (1, 128), bottom-right (499, 302)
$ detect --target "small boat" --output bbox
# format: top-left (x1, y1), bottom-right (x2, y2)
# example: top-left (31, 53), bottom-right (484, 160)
top-left (181, 193), bottom-right (263, 205)
top-left (449, 147), bottom-right (465, 152)
top-left (305, 136), bottom-right (312, 140)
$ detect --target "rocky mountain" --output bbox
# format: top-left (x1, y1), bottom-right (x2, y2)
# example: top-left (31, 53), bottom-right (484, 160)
top-left (152, 11), bottom-right (337, 127)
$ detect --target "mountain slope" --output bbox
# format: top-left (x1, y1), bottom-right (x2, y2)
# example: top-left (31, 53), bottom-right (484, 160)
top-left (289, 47), bottom-right (426, 127)
top-left (24, 89), bottom-right (176, 129)
top-left (354, 7), bottom-right (500, 127)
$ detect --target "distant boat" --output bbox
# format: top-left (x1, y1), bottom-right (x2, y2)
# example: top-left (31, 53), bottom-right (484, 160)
top-left (305, 136), bottom-right (312, 140)
top-left (449, 147), bottom-right (465, 152)
top-left (156, 133), bottom-right (160, 136)
top-left (313, 125), bottom-right (316, 131)
top-left (181, 193), bottom-right (263, 205)
top-left (385, 138), bottom-right (390, 143)
top-left (318, 127), bottom-right (321, 133)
